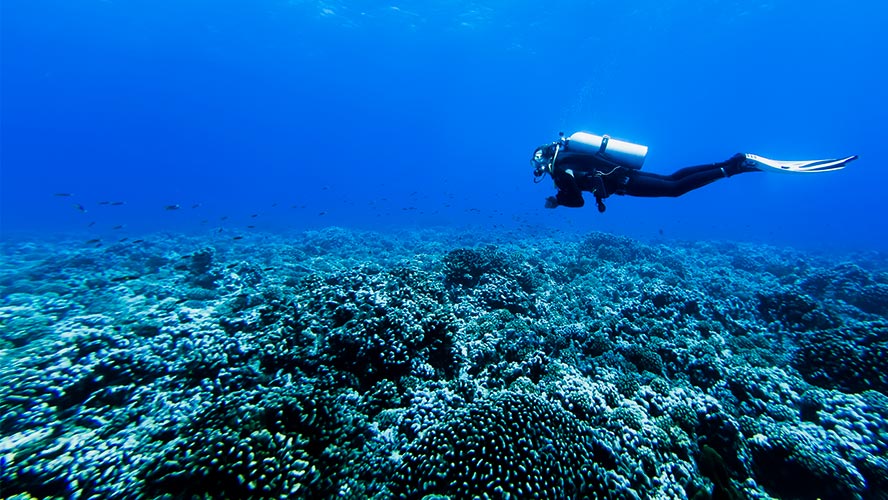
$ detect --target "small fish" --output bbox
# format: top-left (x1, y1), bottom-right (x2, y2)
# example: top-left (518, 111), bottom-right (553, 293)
top-left (88, 221), bottom-right (96, 227)
top-left (250, 214), bottom-right (258, 218)
top-left (232, 236), bottom-right (244, 240)
top-left (54, 193), bottom-right (74, 197)
top-left (110, 275), bottom-right (140, 282)
top-left (318, 211), bottom-right (326, 216)
top-left (191, 203), bottom-right (201, 209)
top-left (98, 201), bottom-right (111, 205)
top-left (74, 204), bottom-right (87, 213)
top-left (85, 238), bottom-right (101, 245)
top-left (112, 225), bottom-right (125, 230)
top-left (263, 267), bottom-right (274, 271)
top-left (132, 239), bottom-right (144, 244)
top-left (247, 225), bottom-right (256, 229)
top-left (110, 201), bottom-right (125, 206)
top-left (164, 204), bottom-right (180, 211)
top-left (118, 237), bottom-right (129, 242)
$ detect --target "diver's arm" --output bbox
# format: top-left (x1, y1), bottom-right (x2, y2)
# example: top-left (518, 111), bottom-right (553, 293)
top-left (551, 170), bottom-right (585, 208)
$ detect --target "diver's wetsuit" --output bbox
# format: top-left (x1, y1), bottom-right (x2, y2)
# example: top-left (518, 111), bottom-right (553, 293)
top-left (550, 153), bottom-right (755, 211)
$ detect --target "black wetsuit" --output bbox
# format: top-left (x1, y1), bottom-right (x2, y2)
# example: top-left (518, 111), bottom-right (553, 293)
top-left (550, 153), bottom-right (756, 212)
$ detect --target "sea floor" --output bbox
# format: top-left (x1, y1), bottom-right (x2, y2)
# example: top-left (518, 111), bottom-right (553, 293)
top-left (0, 227), bottom-right (886, 499)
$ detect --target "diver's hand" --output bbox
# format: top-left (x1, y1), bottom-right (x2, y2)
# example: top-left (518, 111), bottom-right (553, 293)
top-left (544, 196), bottom-right (558, 209)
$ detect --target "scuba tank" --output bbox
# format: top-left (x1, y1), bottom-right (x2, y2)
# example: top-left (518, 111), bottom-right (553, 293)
top-left (561, 132), bottom-right (648, 170)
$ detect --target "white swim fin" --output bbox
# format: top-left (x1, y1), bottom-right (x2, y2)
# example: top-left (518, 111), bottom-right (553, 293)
top-left (743, 153), bottom-right (858, 174)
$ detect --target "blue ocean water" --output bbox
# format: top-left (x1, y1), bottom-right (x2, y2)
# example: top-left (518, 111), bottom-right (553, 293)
top-left (2, 0), bottom-right (887, 248)
top-left (4, 4), bottom-right (888, 498)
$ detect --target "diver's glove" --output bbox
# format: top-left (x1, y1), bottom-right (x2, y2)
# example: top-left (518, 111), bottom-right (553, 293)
top-left (544, 196), bottom-right (558, 209)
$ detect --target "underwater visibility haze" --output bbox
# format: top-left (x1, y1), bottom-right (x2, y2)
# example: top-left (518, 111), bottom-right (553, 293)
top-left (3, 0), bottom-right (887, 246)
top-left (1, 1), bottom-right (888, 498)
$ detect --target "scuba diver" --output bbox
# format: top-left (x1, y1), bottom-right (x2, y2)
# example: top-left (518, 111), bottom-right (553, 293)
top-left (532, 131), bottom-right (858, 212)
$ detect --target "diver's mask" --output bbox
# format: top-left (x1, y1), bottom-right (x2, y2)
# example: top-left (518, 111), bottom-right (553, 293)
top-left (532, 142), bottom-right (561, 183)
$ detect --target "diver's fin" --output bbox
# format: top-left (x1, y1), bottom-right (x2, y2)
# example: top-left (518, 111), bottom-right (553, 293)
top-left (744, 153), bottom-right (858, 173)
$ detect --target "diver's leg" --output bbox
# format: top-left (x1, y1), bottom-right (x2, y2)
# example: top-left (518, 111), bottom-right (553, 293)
top-left (666, 154), bottom-right (752, 181)
top-left (622, 156), bottom-right (756, 198)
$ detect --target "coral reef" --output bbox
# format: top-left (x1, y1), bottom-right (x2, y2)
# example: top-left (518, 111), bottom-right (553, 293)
top-left (0, 227), bottom-right (886, 498)
top-left (393, 391), bottom-right (626, 498)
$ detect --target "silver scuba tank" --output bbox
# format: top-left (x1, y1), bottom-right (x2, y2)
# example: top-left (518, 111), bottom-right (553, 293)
top-left (562, 132), bottom-right (648, 170)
